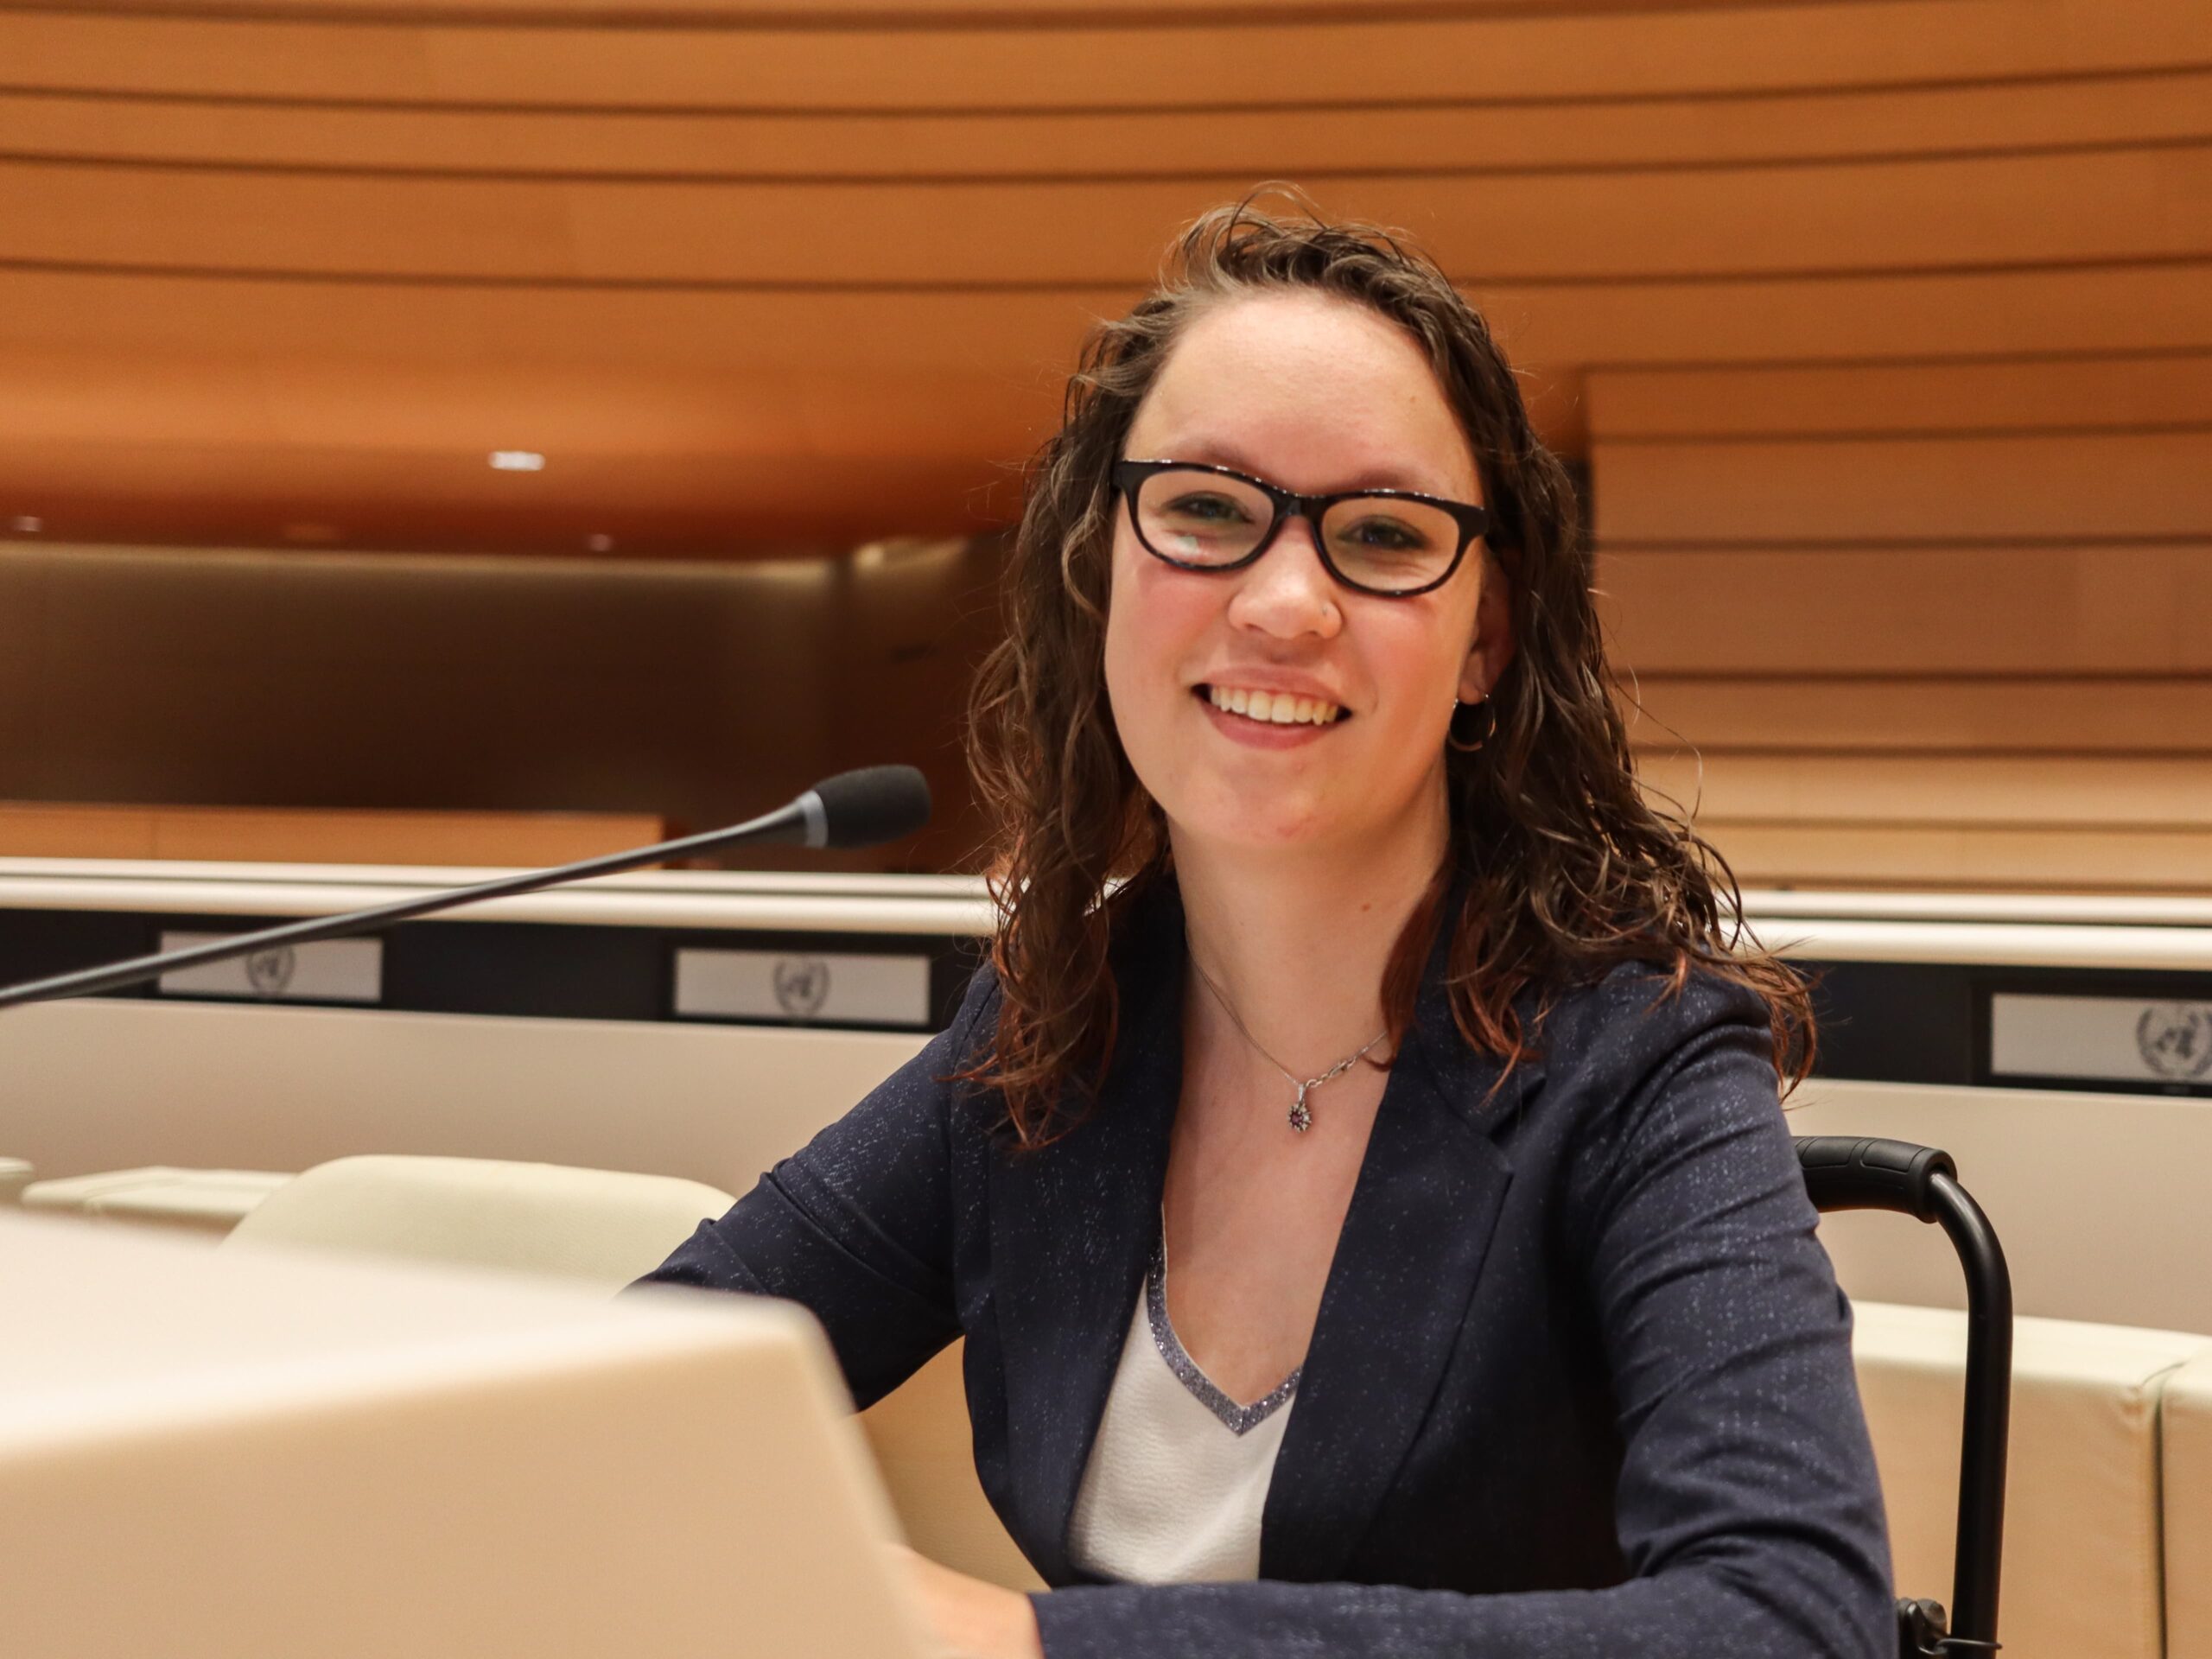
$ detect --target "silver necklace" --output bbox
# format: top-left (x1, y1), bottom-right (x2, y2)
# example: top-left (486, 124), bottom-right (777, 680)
top-left (1186, 946), bottom-right (1387, 1134)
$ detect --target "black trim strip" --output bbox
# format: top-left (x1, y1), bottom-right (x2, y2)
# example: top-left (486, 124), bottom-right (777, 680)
top-left (7, 908), bottom-right (2205, 1091)
top-left (0, 907), bottom-right (983, 1033)
top-left (1804, 958), bottom-right (2212, 1098)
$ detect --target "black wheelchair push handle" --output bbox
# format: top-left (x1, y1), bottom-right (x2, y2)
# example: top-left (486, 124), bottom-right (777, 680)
top-left (1793, 1135), bottom-right (2012, 1658)
top-left (1796, 1135), bottom-right (1959, 1223)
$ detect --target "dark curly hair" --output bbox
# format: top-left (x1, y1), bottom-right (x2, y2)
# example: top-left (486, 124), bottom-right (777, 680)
top-left (964, 193), bottom-right (1811, 1148)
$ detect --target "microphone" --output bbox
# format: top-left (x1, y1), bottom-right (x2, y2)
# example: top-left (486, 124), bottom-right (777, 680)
top-left (0, 765), bottom-right (931, 1012)
top-left (796, 765), bottom-right (934, 850)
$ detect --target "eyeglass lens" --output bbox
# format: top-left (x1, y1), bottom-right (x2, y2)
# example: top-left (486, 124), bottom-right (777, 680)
top-left (1132, 467), bottom-right (1461, 594)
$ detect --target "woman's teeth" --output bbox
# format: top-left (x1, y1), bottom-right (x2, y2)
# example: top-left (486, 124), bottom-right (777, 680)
top-left (1205, 685), bottom-right (1343, 727)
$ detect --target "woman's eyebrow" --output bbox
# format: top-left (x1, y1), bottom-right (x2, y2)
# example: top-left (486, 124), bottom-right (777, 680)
top-left (1153, 438), bottom-right (1460, 499)
top-left (1326, 467), bottom-right (1460, 499)
top-left (1137, 435), bottom-right (1262, 474)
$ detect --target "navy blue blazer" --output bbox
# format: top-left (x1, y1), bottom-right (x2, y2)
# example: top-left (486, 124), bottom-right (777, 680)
top-left (640, 881), bottom-right (1894, 1658)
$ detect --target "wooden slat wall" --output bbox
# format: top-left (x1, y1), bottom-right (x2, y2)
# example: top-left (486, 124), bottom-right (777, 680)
top-left (1593, 354), bottom-right (2212, 892)
top-left (4, 0), bottom-right (2209, 551)
top-left (11, 71), bottom-right (2209, 178)
top-left (1, 0), bottom-right (2207, 893)
top-left (0, 802), bottom-right (667, 867)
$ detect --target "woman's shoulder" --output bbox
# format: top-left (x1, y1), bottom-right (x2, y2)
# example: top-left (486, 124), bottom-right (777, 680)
top-left (932, 953), bottom-right (1012, 1094)
top-left (1516, 953), bottom-right (1780, 1122)
top-left (1547, 951), bottom-right (1772, 1039)
top-left (1496, 957), bottom-right (1798, 1234)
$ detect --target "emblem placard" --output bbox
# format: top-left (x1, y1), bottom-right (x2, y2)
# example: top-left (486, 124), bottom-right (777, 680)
top-left (1990, 993), bottom-right (2212, 1090)
top-left (674, 946), bottom-right (930, 1027)
top-left (156, 933), bottom-right (382, 1004)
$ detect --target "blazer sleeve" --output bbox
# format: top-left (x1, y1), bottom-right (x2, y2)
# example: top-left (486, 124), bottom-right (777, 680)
top-left (1027, 972), bottom-right (1896, 1659)
top-left (630, 965), bottom-right (996, 1410)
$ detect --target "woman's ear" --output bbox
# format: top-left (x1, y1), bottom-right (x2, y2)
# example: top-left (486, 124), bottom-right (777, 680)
top-left (1457, 553), bottom-right (1516, 703)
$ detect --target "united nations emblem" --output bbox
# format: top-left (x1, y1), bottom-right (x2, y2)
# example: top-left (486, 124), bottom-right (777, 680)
top-left (772, 956), bottom-right (831, 1021)
top-left (245, 946), bottom-right (297, 1001)
top-left (2136, 1002), bottom-right (2212, 1083)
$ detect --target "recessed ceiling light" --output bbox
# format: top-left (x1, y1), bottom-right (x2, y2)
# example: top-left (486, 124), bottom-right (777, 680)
top-left (10, 515), bottom-right (41, 533)
top-left (489, 450), bottom-right (545, 472)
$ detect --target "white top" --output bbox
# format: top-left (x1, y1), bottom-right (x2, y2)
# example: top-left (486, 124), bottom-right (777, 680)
top-left (1065, 1247), bottom-right (1300, 1584)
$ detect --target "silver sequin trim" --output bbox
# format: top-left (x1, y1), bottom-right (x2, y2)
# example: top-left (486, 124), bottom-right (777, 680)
top-left (1144, 1241), bottom-right (1300, 1436)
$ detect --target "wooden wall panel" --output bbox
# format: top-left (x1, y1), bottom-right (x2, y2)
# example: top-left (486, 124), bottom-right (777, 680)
top-left (1598, 544), bottom-right (2212, 674)
top-left (9, 146), bottom-right (2209, 285)
top-left (1622, 677), bottom-right (2212, 755)
top-left (0, 803), bottom-right (667, 866)
top-left (3, 0), bottom-right (2209, 563)
top-left (13, 264), bottom-right (2212, 385)
top-left (0, 0), bottom-right (2205, 895)
top-left (1593, 433), bottom-right (2212, 544)
top-left (1675, 823), bottom-right (2212, 891)
top-left (4, 0), bottom-right (2204, 109)
top-left (1592, 352), bottom-right (2212, 892)
top-left (1637, 753), bottom-right (2212, 827)
top-left (11, 211), bottom-right (2212, 553)
top-left (1504, 262), bottom-right (2212, 366)
top-left (1635, 747), bottom-right (2212, 888)
top-left (1587, 353), bottom-right (2212, 440)
top-left (0, 804), bottom-right (157, 861)
top-left (9, 67), bottom-right (2209, 178)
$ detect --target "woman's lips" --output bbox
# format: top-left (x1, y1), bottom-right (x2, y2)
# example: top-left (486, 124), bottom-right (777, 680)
top-left (1192, 685), bottom-right (1345, 748)
top-left (1204, 684), bottom-right (1344, 726)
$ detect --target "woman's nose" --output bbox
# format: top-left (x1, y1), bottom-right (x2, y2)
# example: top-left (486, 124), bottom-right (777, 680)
top-left (1226, 515), bottom-right (1341, 638)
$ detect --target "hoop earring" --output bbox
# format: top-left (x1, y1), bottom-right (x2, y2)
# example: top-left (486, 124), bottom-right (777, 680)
top-left (1447, 696), bottom-right (1497, 754)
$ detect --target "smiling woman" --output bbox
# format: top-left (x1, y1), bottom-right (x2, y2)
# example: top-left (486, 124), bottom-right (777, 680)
top-left (969, 201), bottom-right (1814, 1150)
top-left (639, 198), bottom-right (1893, 1659)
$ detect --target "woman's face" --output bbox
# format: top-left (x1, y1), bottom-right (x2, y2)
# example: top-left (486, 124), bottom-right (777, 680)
top-left (1103, 290), bottom-right (1513, 865)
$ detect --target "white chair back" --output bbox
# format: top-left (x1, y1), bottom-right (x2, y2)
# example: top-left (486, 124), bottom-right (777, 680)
top-left (1855, 1300), bottom-right (2212, 1659)
top-left (224, 1154), bottom-right (734, 1291)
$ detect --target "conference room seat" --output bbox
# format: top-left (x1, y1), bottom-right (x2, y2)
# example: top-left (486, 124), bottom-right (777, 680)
top-left (1853, 1301), bottom-right (2212, 1659)
top-left (223, 1154), bottom-right (735, 1290)
top-left (23, 1165), bottom-right (289, 1231)
top-left (218, 1153), bottom-right (1041, 1589)
top-left (2164, 1351), bottom-right (2212, 1659)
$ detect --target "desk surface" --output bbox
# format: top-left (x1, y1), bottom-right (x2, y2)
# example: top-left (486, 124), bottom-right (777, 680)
top-left (0, 1212), bottom-right (926, 1659)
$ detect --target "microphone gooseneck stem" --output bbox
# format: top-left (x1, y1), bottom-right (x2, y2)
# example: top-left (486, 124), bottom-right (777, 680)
top-left (0, 798), bottom-right (816, 1013)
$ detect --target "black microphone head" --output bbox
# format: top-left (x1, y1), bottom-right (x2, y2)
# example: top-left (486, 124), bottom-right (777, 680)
top-left (800, 766), bottom-right (932, 849)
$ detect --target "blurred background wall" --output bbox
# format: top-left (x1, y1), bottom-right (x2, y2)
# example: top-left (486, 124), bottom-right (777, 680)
top-left (0, 537), bottom-right (1001, 869)
top-left (1, 0), bottom-right (2206, 887)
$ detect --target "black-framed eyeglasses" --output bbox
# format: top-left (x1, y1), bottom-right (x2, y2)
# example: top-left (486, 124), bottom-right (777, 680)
top-left (1112, 459), bottom-right (1489, 598)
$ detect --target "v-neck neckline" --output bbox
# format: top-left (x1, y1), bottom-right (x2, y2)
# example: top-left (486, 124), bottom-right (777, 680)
top-left (1145, 1232), bottom-right (1301, 1436)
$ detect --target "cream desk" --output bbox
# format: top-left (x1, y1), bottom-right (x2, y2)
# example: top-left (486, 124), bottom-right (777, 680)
top-left (0, 1208), bottom-right (929, 1659)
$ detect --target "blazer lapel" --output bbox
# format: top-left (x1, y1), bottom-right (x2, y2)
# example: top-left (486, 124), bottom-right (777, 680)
top-left (1259, 932), bottom-right (1520, 1585)
top-left (985, 893), bottom-right (1184, 1583)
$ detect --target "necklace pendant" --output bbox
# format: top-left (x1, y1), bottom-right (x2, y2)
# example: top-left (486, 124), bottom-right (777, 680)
top-left (1288, 1086), bottom-right (1313, 1134)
